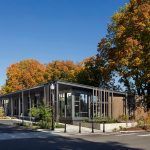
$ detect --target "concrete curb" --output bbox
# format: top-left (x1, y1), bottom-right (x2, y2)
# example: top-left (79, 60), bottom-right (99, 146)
top-left (36, 128), bottom-right (150, 137)
top-left (36, 128), bottom-right (122, 137)
top-left (120, 130), bottom-right (149, 133)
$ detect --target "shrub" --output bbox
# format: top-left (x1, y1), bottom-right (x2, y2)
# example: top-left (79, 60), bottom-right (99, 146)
top-left (137, 116), bottom-right (145, 129)
top-left (39, 120), bottom-right (51, 129)
top-left (117, 115), bottom-right (129, 122)
top-left (93, 117), bottom-right (118, 123)
top-left (30, 107), bottom-right (40, 121)
top-left (144, 110), bottom-right (150, 130)
top-left (55, 122), bottom-right (65, 128)
top-left (0, 107), bottom-right (5, 118)
top-left (136, 110), bottom-right (150, 130)
top-left (112, 128), bottom-right (118, 132)
top-left (119, 126), bottom-right (126, 131)
top-left (38, 106), bottom-right (52, 122)
top-left (29, 105), bottom-right (52, 129)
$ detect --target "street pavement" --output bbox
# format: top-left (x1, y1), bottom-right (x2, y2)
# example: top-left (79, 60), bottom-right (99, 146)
top-left (0, 120), bottom-right (150, 150)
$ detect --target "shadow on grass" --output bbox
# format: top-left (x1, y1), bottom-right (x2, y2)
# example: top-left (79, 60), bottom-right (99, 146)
top-left (0, 135), bottom-right (144, 150)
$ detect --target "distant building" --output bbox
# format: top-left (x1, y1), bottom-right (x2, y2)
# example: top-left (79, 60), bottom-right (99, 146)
top-left (0, 81), bottom-right (133, 122)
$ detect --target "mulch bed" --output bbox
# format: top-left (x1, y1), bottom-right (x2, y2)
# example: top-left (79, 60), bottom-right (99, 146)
top-left (122, 126), bottom-right (150, 131)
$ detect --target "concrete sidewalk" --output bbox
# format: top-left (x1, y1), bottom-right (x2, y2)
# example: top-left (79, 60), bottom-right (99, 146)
top-left (37, 123), bottom-right (105, 137)
top-left (56, 124), bottom-right (102, 133)
top-left (1, 119), bottom-right (146, 138)
top-left (37, 123), bottom-right (148, 137)
top-left (0, 119), bottom-right (119, 136)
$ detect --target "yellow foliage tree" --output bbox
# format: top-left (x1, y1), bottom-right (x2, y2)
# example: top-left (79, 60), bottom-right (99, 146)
top-left (97, 0), bottom-right (150, 102)
top-left (45, 60), bottom-right (81, 82)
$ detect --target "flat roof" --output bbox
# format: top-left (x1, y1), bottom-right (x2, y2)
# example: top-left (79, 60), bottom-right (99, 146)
top-left (57, 81), bottom-right (126, 95)
top-left (0, 80), bottom-right (126, 98)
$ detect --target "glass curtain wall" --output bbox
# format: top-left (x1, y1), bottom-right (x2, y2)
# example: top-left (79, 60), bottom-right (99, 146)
top-left (59, 92), bottom-right (72, 118)
top-left (90, 90), bottom-right (109, 118)
top-left (59, 90), bottom-right (110, 119)
top-left (74, 93), bottom-right (88, 117)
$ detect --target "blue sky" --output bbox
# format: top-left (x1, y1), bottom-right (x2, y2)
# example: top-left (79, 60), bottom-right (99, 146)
top-left (0, 0), bottom-right (129, 86)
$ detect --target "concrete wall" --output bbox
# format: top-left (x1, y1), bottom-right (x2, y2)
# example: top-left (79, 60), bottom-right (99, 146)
top-left (112, 96), bottom-right (124, 119)
top-left (100, 122), bottom-right (137, 132)
top-left (73, 121), bottom-right (137, 132)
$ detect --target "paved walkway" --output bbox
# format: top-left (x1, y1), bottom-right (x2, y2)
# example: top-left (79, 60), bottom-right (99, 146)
top-left (57, 124), bottom-right (101, 133)
top-left (1, 119), bottom-right (147, 137)
top-left (0, 122), bottom-right (150, 150)
top-left (37, 123), bottom-right (105, 137)
top-left (0, 119), bottom-right (103, 136)
top-left (11, 119), bottom-right (103, 135)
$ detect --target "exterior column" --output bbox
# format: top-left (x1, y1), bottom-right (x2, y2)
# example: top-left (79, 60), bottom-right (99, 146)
top-left (106, 90), bottom-right (109, 117)
top-left (125, 93), bottom-right (128, 127)
top-left (88, 95), bottom-right (91, 120)
top-left (11, 97), bottom-right (13, 117)
top-left (111, 91), bottom-right (113, 118)
top-left (47, 85), bottom-right (49, 105)
top-left (21, 91), bottom-right (24, 117)
top-left (43, 85), bottom-right (46, 105)
top-left (100, 89), bottom-right (102, 118)
top-left (36, 94), bottom-right (39, 107)
top-left (125, 93), bottom-right (128, 116)
top-left (108, 91), bottom-right (111, 118)
top-left (95, 88), bottom-right (97, 117)
top-left (92, 88), bottom-right (94, 118)
top-left (104, 90), bottom-right (105, 117)
top-left (56, 83), bottom-right (59, 121)
top-left (18, 94), bottom-right (21, 119)
top-left (29, 90), bottom-right (32, 122)
top-left (98, 89), bottom-right (101, 117)
top-left (72, 95), bottom-right (75, 120)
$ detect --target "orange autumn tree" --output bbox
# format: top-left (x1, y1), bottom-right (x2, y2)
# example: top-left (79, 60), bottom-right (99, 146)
top-left (45, 60), bottom-right (81, 82)
top-left (3, 59), bottom-right (46, 93)
top-left (97, 0), bottom-right (150, 103)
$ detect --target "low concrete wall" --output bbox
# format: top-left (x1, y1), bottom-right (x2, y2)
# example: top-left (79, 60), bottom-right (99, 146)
top-left (99, 122), bottom-right (138, 132)
top-left (73, 121), bottom-right (100, 129)
top-left (73, 121), bottom-right (137, 132)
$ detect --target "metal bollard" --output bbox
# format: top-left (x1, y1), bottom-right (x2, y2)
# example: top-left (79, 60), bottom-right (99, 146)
top-left (64, 122), bottom-right (67, 133)
top-left (103, 122), bottom-right (105, 133)
top-left (91, 121), bottom-right (94, 133)
top-left (79, 122), bottom-right (81, 133)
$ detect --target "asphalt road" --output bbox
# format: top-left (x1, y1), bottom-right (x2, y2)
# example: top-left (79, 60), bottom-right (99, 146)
top-left (0, 120), bottom-right (150, 150)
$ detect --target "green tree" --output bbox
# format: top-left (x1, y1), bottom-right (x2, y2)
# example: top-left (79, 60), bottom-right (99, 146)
top-left (77, 56), bottom-right (106, 87)
top-left (77, 56), bottom-right (121, 90)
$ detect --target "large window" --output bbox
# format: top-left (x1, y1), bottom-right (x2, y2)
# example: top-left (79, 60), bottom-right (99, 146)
top-left (59, 92), bottom-right (72, 117)
top-left (59, 93), bottom-right (65, 117)
top-left (74, 93), bottom-right (88, 117)
top-left (90, 90), bottom-right (109, 118)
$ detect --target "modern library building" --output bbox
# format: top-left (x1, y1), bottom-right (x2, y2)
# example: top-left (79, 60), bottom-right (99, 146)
top-left (0, 81), bottom-right (134, 122)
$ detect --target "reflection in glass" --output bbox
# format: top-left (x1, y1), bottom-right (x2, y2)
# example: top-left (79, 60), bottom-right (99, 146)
top-left (59, 92), bottom-right (72, 117)
top-left (75, 93), bottom-right (88, 117)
